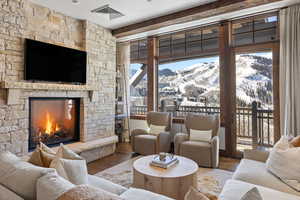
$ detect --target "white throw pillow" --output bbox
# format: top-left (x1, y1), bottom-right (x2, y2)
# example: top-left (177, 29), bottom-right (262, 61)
top-left (190, 129), bottom-right (212, 142)
top-left (241, 187), bottom-right (263, 200)
top-left (266, 136), bottom-right (300, 191)
top-left (50, 157), bottom-right (89, 185)
top-left (0, 151), bottom-right (55, 200)
top-left (148, 124), bottom-right (166, 135)
top-left (56, 143), bottom-right (83, 160)
top-left (37, 172), bottom-right (75, 200)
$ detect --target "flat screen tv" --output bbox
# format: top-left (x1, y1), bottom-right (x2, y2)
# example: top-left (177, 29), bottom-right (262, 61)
top-left (25, 39), bottom-right (87, 84)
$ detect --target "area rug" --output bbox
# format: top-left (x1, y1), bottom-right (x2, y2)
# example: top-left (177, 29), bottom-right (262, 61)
top-left (95, 156), bottom-right (233, 196)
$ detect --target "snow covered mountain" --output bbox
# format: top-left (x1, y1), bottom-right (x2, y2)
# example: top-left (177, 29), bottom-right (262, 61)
top-left (158, 55), bottom-right (273, 108)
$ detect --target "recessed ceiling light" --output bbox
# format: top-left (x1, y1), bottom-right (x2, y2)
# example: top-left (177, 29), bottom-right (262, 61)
top-left (72, 0), bottom-right (80, 5)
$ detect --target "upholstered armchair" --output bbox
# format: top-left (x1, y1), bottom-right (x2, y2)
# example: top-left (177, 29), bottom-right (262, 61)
top-left (174, 113), bottom-right (220, 168)
top-left (131, 112), bottom-right (173, 155)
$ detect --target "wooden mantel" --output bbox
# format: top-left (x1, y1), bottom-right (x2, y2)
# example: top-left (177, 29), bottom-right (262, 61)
top-left (112, 0), bottom-right (284, 38)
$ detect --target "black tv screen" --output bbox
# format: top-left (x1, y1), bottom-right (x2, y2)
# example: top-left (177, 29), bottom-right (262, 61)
top-left (25, 39), bottom-right (87, 84)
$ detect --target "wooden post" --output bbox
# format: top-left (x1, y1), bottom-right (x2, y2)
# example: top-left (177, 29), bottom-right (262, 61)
top-left (147, 36), bottom-right (158, 112)
top-left (272, 43), bottom-right (280, 143)
top-left (219, 21), bottom-right (237, 157)
top-left (252, 101), bottom-right (258, 149)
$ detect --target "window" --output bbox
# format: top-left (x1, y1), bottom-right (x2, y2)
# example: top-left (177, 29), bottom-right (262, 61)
top-left (158, 56), bottom-right (220, 118)
top-left (235, 52), bottom-right (274, 150)
top-left (158, 25), bottom-right (219, 62)
top-left (129, 63), bottom-right (147, 115)
top-left (232, 13), bottom-right (278, 46)
top-left (130, 40), bottom-right (148, 63)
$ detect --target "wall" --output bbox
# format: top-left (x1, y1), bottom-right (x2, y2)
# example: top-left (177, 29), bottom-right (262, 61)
top-left (0, 0), bottom-right (116, 155)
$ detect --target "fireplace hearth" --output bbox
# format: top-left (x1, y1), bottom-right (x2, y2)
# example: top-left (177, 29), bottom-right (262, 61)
top-left (29, 98), bottom-right (80, 151)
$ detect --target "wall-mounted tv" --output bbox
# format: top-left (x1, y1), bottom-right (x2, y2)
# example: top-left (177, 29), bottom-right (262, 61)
top-left (25, 39), bottom-right (87, 84)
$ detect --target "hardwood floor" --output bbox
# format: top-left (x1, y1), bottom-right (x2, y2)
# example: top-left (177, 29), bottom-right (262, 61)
top-left (87, 142), bottom-right (240, 175)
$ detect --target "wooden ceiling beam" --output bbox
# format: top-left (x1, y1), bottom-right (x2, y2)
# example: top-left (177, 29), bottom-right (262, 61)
top-left (112, 0), bottom-right (283, 38)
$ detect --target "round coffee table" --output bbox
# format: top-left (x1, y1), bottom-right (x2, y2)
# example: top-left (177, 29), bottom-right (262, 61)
top-left (133, 155), bottom-right (198, 200)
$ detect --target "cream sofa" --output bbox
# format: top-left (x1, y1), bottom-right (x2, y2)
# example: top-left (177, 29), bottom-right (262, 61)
top-left (219, 149), bottom-right (300, 200)
top-left (0, 152), bottom-right (174, 200)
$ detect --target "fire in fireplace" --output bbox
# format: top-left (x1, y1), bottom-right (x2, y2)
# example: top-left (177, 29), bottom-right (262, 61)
top-left (29, 98), bottom-right (80, 150)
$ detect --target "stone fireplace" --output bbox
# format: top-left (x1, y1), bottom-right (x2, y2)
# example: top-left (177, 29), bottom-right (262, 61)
top-left (0, 0), bottom-right (117, 161)
top-left (28, 98), bottom-right (80, 151)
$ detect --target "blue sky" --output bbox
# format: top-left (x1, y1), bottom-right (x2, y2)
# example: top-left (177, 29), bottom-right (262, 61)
top-left (131, 52), bottom-right (272, 71)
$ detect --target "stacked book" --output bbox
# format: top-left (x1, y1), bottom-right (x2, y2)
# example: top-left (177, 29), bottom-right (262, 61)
top-left (150, 155), bottom-right (179, 169)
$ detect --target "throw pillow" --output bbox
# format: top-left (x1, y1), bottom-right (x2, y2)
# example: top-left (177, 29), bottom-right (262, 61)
top-left (190, 129), bottom-right (212, 142)
top-left (148, 124), bottom-right (166, 135)
top-left (37, 172), bottom-right (75, 200)
top-left (184, 187), bottom-right (210, 200)
top-left (0, 151), bottom-right (55, 200)
top-left (57, 185), bottom-right (123, 200)
top-left (241, 187), bottom-right (263, 200)
top-left (57, 143), bottom-right (83, 160)
top-left (50, 158), bottom-right (88, 185)
top-left (266, 136), bottom-right (300, 191)
top-left (290, 136), bottom-right (300, 147)
top-left (28, 148), bottom-right (44, 167)
top-left (40, 142), bottom-right (56, 154)
top-left (28, 142), bottom-right (56, 167)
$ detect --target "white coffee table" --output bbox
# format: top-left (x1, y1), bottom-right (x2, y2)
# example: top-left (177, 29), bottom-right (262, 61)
top-left (133, 155), bottom-right (198, 200)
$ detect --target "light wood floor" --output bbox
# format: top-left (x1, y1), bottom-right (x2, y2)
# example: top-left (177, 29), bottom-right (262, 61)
top-left (87, 142), bottom-right (240, 175)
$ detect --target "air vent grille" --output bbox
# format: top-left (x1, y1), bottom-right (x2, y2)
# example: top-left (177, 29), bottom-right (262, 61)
top-left (91, 5), bottom-right (124, 20)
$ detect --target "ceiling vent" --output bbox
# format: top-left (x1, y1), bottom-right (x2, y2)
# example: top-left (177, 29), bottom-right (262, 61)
top-left (91, 5), bottom-right (124, 20)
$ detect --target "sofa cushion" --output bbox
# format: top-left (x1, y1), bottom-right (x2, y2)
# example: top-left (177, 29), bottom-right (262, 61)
top-left (57, 184), bottom-right (123, 200)
top-left (134, 135), bottom-right (157, 155)
top-left (219, 180), bottom-right (300, 200)
top-left (0, 184), bottom-right (24, 200)
top-left (266, 136), bottom-right (300, 191)
top-left (120, 188), bottom-right (174, 200)
top-left (37, 172), bottom-right (75, 200)
top-left (50, 158), bottom-right (88, 185)
top-left (233, 159), bottom-right (300, 196)
top-left (0, 151), bottom-right (55, 200)
top-left (88, 175), bottom-right (127, 195)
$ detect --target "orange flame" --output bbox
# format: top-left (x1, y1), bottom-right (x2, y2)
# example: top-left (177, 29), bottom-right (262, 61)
top-left (44, 112), bottom-right (60, 135)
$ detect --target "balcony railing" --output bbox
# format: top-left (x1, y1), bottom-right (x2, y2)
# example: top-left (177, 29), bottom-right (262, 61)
top-left (130, 101), bottom-right (274, 147)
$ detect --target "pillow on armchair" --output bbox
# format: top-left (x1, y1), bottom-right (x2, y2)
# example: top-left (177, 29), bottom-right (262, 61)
top-left (189, 129), bottom-right (212, 142)
top-left (148, 124), bottom-right (166, 135)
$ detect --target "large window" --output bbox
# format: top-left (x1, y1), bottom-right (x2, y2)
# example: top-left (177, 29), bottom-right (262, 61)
top-left (128, 12), bottom-right (280, 153)
top-left (158, 56), bottom-right (220, 117)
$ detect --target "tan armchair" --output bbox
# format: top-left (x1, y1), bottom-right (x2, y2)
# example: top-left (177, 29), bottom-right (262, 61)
top-left (174, 113), bottom-right (220, 168)
top-left (131, 112), bottom-right (172, 155)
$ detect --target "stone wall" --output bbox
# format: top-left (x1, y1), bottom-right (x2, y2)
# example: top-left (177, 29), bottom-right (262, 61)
top-left (0, 0), bottom-right (116, 155)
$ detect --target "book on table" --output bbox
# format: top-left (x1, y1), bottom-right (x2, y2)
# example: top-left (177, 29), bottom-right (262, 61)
top-left (150, 155), bottom-right (178, 169)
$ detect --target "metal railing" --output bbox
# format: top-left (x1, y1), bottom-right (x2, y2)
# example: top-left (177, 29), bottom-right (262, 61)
top-left (130, 101), bottom-right (274, 147)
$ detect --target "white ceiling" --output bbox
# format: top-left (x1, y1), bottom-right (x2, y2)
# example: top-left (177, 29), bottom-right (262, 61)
top-left (29, 0), bottom-right (217, 30)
